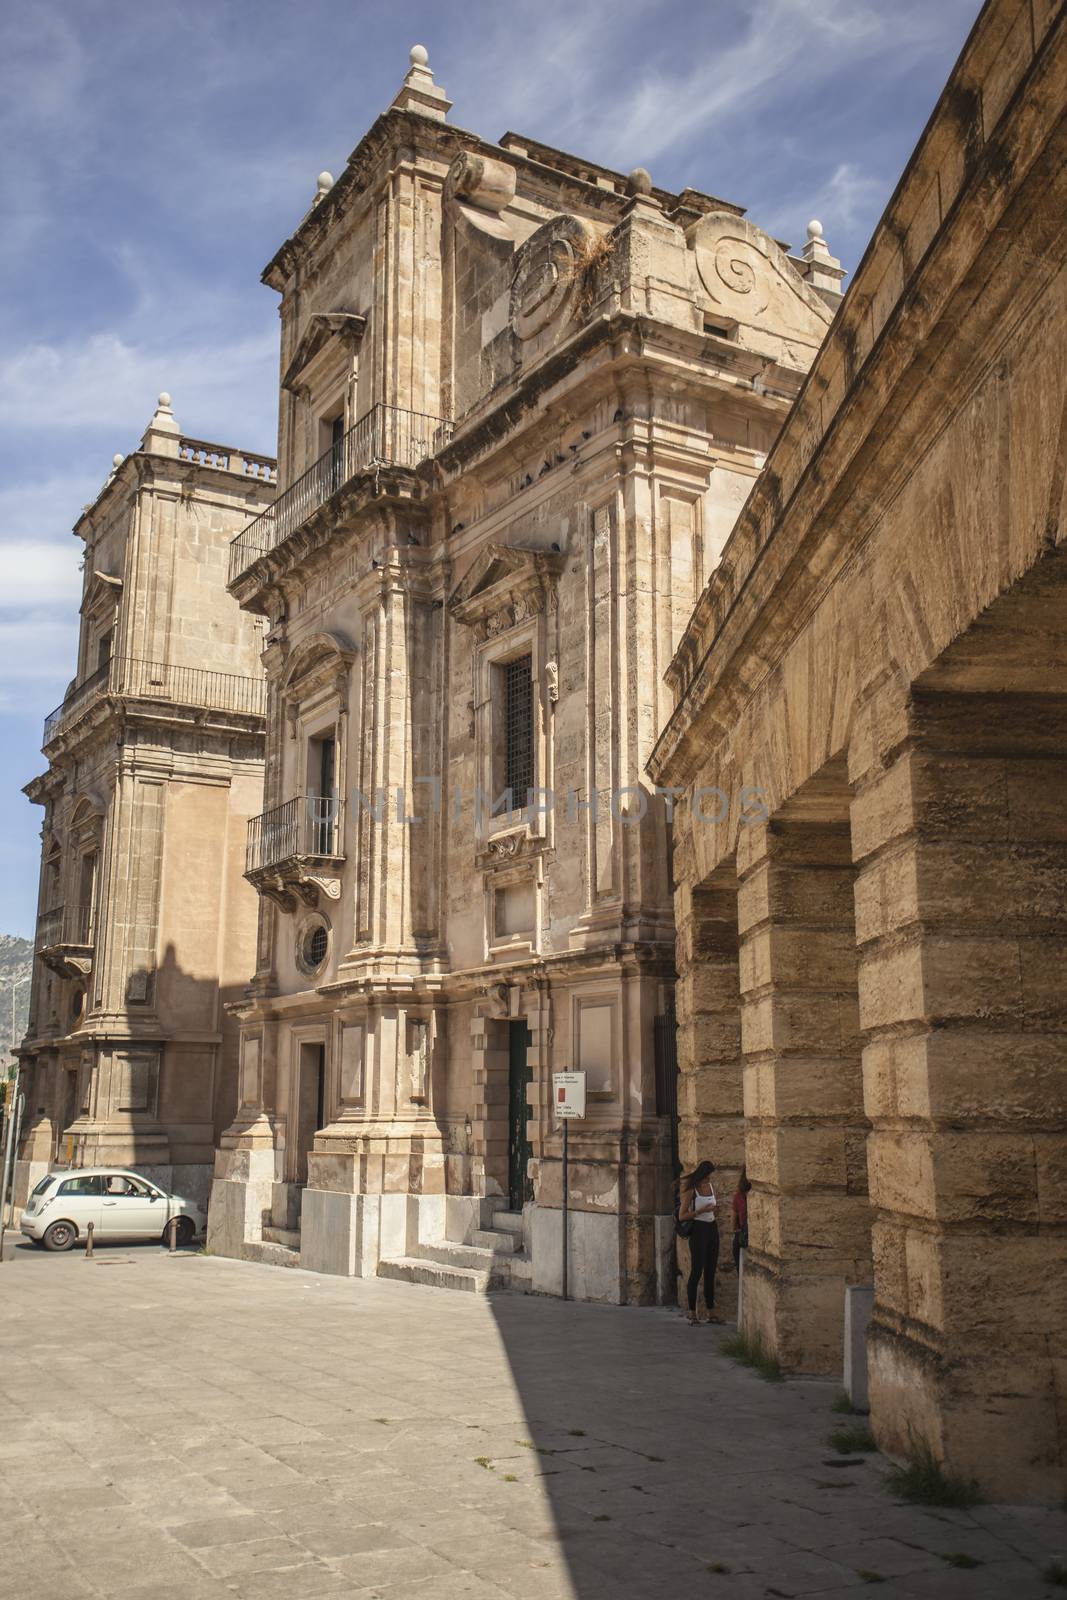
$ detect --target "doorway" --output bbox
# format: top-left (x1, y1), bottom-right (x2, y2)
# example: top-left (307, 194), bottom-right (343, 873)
top-left (295, 1041), bottom-right (325, 1186)
top-left (507, 1020), bottom-right (532, 1212)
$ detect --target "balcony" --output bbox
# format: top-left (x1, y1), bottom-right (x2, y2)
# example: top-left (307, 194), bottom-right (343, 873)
top-left (245, 796), bottom-right (344, 913)
top-left (227, 402), bottom-right (453, 584)
top-left (42, 656), bottom-right (267, 750)
top-left (37, 904), bottom-right (94, 981)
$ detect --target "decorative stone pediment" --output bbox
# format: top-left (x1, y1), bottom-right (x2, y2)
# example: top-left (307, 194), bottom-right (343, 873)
top-left (510, 214), bottom-right (595, 342)
top-left (687, 212), bottom-right (832, 342)
top-left (81, 569), bottom-right (123, 619)
top-left (282, 312), bottom-right (367, 394)
top-left (280, 631), bottom-right (356, 705)
top-left (449, 544), bottom-right (564, 640)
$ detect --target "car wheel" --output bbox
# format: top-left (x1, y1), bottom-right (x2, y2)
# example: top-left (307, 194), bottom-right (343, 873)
top-left (42, 1220), bottom-right (77, 1252)
top-left (163, 1216), bottom-right (196, 1247)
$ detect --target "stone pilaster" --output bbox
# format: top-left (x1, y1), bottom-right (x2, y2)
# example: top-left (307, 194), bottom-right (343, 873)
top-left (852, 691), bottom-right (1067, 1498)
top-left (738, 799), bottom-right (872, 1372)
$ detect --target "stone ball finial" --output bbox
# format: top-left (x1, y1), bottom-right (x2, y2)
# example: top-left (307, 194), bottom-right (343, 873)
top-left (807, 219), bottom-right (824, 241)
top-left (316, 171), bottom-right (334, 196)
top-left (627, 167), bottom-right (653, 197)
top-left (410, 43), bottom-right (429, 67)
top-left (112, 453), bottom-right (124, 468)
top-left (158, 391), bottom-right (172, 408)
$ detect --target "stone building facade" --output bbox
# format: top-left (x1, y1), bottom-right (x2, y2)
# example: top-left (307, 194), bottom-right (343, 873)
top-left (207, 48), bottom-right (842, 1299)
top-left (650, 0), bottom-right (1067, 1498)
top-left (17, 398), bottom-right (275, 1209)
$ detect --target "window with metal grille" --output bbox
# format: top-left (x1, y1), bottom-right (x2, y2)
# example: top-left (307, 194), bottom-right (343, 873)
top-left (502, 655), bottom-right (533, 804)
top-left (303, 923), bottom-right (328, 970)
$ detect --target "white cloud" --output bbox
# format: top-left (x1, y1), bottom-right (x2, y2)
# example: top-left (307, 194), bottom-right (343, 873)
top-left (0, 542), bottom-right (83, 611)
top-left (0, 473), bottom-right (102, 543)
top-left (0, 329), bottom-right (278, 450)
top-left (0, 610), bottom-right (79, 708)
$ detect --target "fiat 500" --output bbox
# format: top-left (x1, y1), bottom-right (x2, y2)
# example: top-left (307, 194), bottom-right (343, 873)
top-left (21, 1168), bottom-right (206, 1251)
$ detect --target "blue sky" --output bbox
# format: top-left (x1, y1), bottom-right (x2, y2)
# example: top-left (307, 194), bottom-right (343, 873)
top-left (0, 0), bottom-right (981, 935)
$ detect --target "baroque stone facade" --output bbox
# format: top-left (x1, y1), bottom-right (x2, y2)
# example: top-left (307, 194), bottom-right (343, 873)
top-left (650, 0), bottom-right (1067, 1498)
top-left (206, 48), bottom-right (842, 1298)
top-left (17, 398), bottom-right (275, 1208)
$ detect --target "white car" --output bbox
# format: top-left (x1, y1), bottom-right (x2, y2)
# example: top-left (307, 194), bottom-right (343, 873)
top-left (21, 1167), bottom-right (206, 1252)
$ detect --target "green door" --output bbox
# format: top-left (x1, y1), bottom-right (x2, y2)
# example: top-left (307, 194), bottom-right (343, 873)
top-left (507, 1020), bottom-right (533, 1212)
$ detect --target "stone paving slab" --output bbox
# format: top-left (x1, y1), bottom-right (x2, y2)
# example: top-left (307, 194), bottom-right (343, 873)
top-left (0, 1237), bottom-right (1065, 1598)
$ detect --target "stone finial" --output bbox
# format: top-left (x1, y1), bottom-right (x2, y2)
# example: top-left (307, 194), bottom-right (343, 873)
top-left (112, 453), bottom-right (124, 469)
top-left (798, 218), bottom-right (846, 307)
top-left (313, 171), bottom-right (335, 206)
top-left (390, 42), bottom-right (452, 122)
top-left (140, 391), bottom-right (180, 457)
top-left (622, 165), bottom-right (662, 221)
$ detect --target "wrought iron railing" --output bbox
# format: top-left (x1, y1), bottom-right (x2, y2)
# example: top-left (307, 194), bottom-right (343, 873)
top-left (42, 656), bottom-right (266, 748)
top-left (37, 904), bottom-right (93, 950)
top-left (228, 402), bottom-right (453, 584)
top-left (42, 661), bottom-right (110, 745)
top-left (246, 796), bottom-right (344, 875)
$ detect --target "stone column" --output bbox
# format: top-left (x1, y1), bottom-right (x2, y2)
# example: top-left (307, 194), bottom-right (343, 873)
top-left (738, 795), bottom-right (872, 1372)
top-left (675, 870), bottom-right (743, 1179)
top-left (852, 690), bottom-right (1067, 1499)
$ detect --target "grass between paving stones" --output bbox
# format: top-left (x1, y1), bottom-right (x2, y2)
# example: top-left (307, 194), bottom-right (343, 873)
top-left (831, 1390), bottom-right (860, 1414)
top-left (719, 1328), bottom-right (783, 1382)
top-left (1044, 1560), bottom-right (1067, 1587)
top-left (828, 1422), bottom-right (877, 1454)
top-left (940, 1553), bottom-right (983, 1569)
top-left (856, 1572), bottom-right (885, 1585)
top-left (883, 1446), bottom-right (982, 1508)
top-left (707, 1561), bottom-right (732, 1574)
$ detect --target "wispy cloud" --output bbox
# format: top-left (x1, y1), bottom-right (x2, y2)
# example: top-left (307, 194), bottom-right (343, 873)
top-left (0, 330), bottom-right (278, 446)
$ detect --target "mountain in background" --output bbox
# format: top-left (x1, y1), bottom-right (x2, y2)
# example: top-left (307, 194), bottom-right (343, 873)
top-left (0, 935), bottom-right (32, 1064)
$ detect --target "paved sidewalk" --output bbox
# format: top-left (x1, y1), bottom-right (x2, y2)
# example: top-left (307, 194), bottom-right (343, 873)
top-left (0, 1239), bottom-right (1064, 1599)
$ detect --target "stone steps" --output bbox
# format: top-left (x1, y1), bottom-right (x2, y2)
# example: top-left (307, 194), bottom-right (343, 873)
top-left (377, 1255), bottom-right (489, 1293)
top-left (490, 1210), bottom-right (524, 1238)
top-left (470, 1227), bottom-right (518, 1254)
top-left (262, 1226), bottom-right (300, 1249)
top-left (376, 1221), bottom-right (533, 1295)
top-left (240, 1239), bottom-right (301, 1269)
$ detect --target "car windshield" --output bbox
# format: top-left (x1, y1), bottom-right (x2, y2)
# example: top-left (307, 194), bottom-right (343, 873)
top-left (31, 1175), bottom-right (56, 1198)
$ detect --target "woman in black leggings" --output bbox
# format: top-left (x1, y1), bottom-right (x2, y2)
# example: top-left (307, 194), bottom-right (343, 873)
top-left (679, 1160), bottom-right (720, 1324)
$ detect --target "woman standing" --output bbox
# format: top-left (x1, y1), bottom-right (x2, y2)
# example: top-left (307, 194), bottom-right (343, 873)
top-left (678, 1160), bottom-right (721, 1324)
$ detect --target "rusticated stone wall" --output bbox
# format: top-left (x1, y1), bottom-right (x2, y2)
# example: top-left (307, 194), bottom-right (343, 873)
top-left (652, 0), bottom-right (1067, 1499)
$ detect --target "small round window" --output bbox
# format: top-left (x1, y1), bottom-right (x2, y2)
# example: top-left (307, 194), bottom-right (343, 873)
top-left (299, 920), bottom-right (329, 974)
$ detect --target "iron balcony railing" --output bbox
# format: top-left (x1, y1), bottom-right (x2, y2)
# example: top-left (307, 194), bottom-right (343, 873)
top-left (42, 656), bottom-right (266, 748)
top-left (228, 402), bottom-right (453, 584)
top-left (42, 661), bottom-right (110, 745)
top-left (37, 904), bottom-right (93, 950)
top-left (246, 796), bottom-right (343, 875)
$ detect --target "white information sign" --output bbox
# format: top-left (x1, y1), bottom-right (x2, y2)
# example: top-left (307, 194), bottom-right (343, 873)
top-left (553, 1070), bottom-right (586, 1120)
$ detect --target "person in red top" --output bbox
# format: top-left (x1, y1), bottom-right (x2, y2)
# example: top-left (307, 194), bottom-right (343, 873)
top-left (731, 1168), bottom-right (751, 1273)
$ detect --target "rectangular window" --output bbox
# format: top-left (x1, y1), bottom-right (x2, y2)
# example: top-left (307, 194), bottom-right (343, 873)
top-left (502, 655), bottom-right (533, 804)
